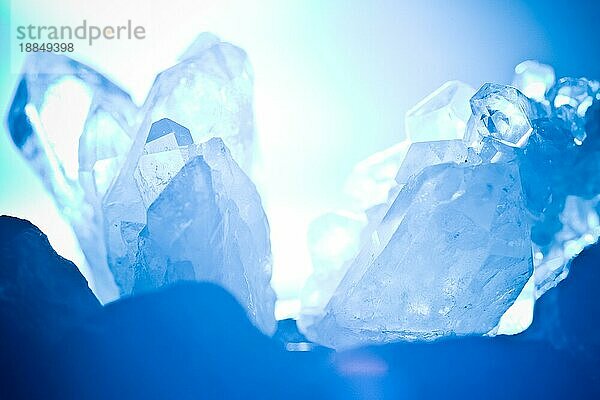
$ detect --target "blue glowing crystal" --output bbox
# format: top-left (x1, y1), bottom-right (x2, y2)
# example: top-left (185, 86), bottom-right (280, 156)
top-left (301, 61), bottom-right (600, 348)
top-left (132, 137), bottom-right (276, 333)
top-left (7, 36), bottom-right (274, 334)
top-left (405, 81), bottom-right (475, 142)
top-left (6, 52), bottom-right (138, 300)
top-left (306, 162), bottom-right (532, 349)
top-left (465, 83), bottom-right (533, 148)
top-left (104, 119), bottom-right (276, 333)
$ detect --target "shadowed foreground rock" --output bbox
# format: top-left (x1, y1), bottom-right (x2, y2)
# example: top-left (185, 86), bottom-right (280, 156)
top-left (0, 216), bottom-right (599, 399)
top-left (0, 216), bottom-right (100, 398)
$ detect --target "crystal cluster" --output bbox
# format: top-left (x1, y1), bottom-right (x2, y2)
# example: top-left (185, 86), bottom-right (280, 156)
top-left (7, 34), bottom-right (276, 334)
top-left (300, 61), bottom-right (600, 349)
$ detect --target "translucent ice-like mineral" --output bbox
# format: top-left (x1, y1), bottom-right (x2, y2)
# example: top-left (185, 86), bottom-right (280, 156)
top-left (465, 83), bottom-right (534, 149)
top-left (7, 35), bottom-right (274, 334)
top-left (304, 162), bottom-right (532, 348)
top-left (104, 118), bottom-right (276, 334)
top-left (7, 52), bottom-right (138, 300)
top-left (301, 61), bottom-right (600, 349)
top-left (405, 81), bottom-right (475, 143)
top-left (137, 34), bottom-right (255, 173)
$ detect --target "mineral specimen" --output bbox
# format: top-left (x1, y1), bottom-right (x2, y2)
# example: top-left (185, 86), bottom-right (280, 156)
top-left (405, 80), bottom-right (475, 143)
top-left (301, 61), bottom-right (600, 349)
top-left (9, 45), bottom-right (600, 349)
top-left (7, 52), bottom-right (138, 301)
top-left (103, 118), bottom-right (276, 334)
top-left (465, 83), bottom-right (534, 149)
top-left (304, 162), bottom-right (532, 348)
top-left (7, 35), bottom-right (274, 334)
top-left (136, 33), bottom-right (255, 173)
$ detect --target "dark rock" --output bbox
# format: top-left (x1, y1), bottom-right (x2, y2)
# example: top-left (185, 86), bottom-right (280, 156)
top-left (523, 241), bottom-right (600, 372)
top-left (2, 215), bottom-right (599, 399)
top-left (52, 282), bottom-right (348, 399)
top-left (0, 215), bottom-right (100, 398)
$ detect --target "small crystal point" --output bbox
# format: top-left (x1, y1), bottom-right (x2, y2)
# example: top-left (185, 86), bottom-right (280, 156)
top-left (395, 139), bottom-right (476, 184)
top-left (178, 32), bottom-right (222, 62)
top-left (465, 83), bottom-right (534, 149)
top-left (145, 118), bottom-right (193, 151)
top-left (405, 80), bottom-right (475, 142)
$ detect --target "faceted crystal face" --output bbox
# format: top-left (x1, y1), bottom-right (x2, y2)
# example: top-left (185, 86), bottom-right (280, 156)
top-left (405, 81), bottom-right (476, 142)
top-left (105, 117), bottom-right (276, 334)
top-left (465, 83), bottom-right (533, 149)
top-left (512, 60), bottom-right (555, 102)
top-left (305, 162), bottom-right (532, 349)
top-left (7, 53), bottom-right (137, 205)
top-left (134, 119), bottom-right (194, 207)
top-left (6, 53), bottom-right (138, 301)
top-left (144, 118), bottom-right (193, 153)
top-left (395, 139), bottom-right (477, 184)
top-left (136, 39), bottom-right (255, 173)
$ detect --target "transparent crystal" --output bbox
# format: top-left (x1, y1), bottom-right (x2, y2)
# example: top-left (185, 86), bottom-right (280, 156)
top-left (6, 53), bottom-right (138, 301)
top-left (405, 81), bottom-right (475, 142)
top-left (305, 162), bottom-right (532, 349)
top-left (395, 139), bottom-right (478, 184)
top-left (465, 83), bottom-right (533, 149)
top-left (136, 35), bottom-right (255, 173)
top-left (104, 119), bottom-right (276, 333)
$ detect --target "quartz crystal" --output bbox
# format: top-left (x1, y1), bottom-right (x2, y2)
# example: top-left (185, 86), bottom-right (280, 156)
top-left (405, 81), bottom-right (475, 142)
top-left (7, 35), bottom-right (274, 334)
top-left (395, 139), bottom-right (478, 185)
top-left (301, 61), bottom-right (600, 349)
top-left (9, 48), bottom-right (600, 348)
top-left (104, 118), bottom-right (275, 334)
top-left (465, 83), bottom-right (534, 149)
top-left (304, 162), bottom-right (532, 349)
top-left (137, 35), bottom-right (255, 173)
top-left (7, 52), bottom-right (138, 300)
